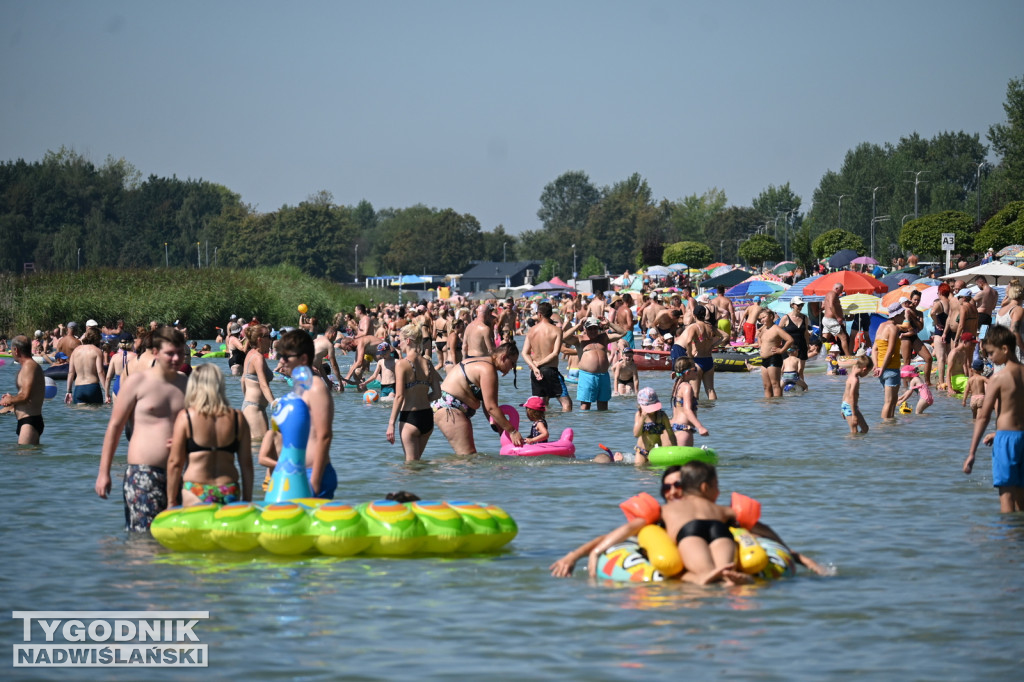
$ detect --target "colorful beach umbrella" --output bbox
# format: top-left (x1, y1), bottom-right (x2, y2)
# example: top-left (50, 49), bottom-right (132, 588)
top-left (703, 262), bottom-right (729, 271)
top-left (878, 283), bottom-right (932, 311)
top-left (777, 274), bottom-right (825, 303)
top-left (827, 249), bottom-right (859, 269)
top-left (803, 270), bottom-right (887, 296)
top-left (840, 293), bottom-right (883, 315)
top-left (996, 244), bottom-right (1024, 257)
top-left (851, 256), bottom-right (878, 266)
top-left (667, 263), bottom-right (687, 270)
top-left (772, 261), bottom-right (798, 274)
top-left (725, 280), bottom-right (785, 298)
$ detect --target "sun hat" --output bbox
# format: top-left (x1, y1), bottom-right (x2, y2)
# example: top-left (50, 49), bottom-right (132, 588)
top-left (34, 330), bottom-right (42, 337)
top-left (637, 387), bottom-right (662, 413)
top-left (662, 333), bottom-right (673, 341)
top-left (900, 365), bottom-right (918, 378)
top-left (86, 319), bottom-right (98, 327)
top-left (642, 337), bottom-right (654, 347)
top-left (887, 301), bottom-right (905, 317)
top-left (521, 396), bottom-right (546, 411)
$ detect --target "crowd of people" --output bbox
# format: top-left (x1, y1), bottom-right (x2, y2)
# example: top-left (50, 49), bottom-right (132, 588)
top-left (1, 265), bottom-right (1021, 582)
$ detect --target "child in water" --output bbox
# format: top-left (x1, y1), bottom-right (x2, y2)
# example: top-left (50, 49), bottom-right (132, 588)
top-left (660, 461), bottom-right (753, 586)
top-left (841, 355), bottom-right (873, 434)
top-left (359, 342), bottom-right (397, 400)
top-left (614, 387), bottom-right (675, 466)
top-left (521, 396), bottom-right (549, 444)
top-left (896, 365), bottom-right (934, 414)
top-left (781, 347), bottom-right (809, 392)
top-left (962, 359), bottom-right (988, 419)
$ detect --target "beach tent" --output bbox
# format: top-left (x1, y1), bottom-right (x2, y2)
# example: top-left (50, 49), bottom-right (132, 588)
top-left (645, 265), bottom-right (672, 276)
top-left (522, 280), bottom-right (574, 297)
top-left (548, 276), bottom-right (571, 288)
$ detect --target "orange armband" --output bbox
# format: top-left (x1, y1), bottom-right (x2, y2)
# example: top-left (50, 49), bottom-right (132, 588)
top-left (731, 492), bottom-right (761, 530)
top-left (619, 492), bottom-right (661, 525)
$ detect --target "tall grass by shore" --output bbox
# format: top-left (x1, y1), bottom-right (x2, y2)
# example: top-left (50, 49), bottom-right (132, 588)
top-left (0, 265), bottom-right (400, 338)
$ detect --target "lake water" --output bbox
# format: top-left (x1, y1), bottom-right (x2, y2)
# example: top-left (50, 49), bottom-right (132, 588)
top-left (1, 352), bottom-right (1022, 680)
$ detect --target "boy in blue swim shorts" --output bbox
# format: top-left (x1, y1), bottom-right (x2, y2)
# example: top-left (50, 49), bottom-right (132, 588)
top-left (964, 326), bottom-right (1024, 512)
top-left (840, 355), bottom-right (872, 434)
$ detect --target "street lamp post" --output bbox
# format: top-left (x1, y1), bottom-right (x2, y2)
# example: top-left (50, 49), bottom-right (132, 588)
top-left (196, 242), bottom-right (201, 269)
top-left (976, 161), bottom-right (986, 224)
top-left (354, 243), bottom-right (359, 282)
top-left (904, 171), bottom-right (930, 219)
top-left (834, 193), bottom-right (853, 231)
top-left (77, 248), bottom-right (81, 270)
top-left (870, 215), bottom-right (891, 262)
top-left (866, 186), bottom-right (886, 260)
top-left (503, 241), bottom-right (507, 262)
top-left (720, 240), bottom-right (724, 263)
top-left (571, 244), bottom-right (577, 279)
top-left (164, 242), bottom-right (168, 267)
top-left (901, 213), bottom-right (914, 228)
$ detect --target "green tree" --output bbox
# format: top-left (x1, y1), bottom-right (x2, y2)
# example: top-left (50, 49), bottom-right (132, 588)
top-left (536, 170), bottom-right (601, 271)
top-left (812, 229), bottom-right (864, 260)
top-left (988, 75), bottom-right (1024, 200)
top-left (579, 254), bottom-right (604, 278)
top-left (584, 173), bottom-right (663, 272)
top-left (481, 224), bottom-right (518, 262)
top-left (975, 201), bottom-right (1024, 252)
top-left (751, 183), bottom-right (802, 222)
top-left (898, 211), bottom-right (974, 259)
top-left (662, 241), bottom-right (713, 268)
top-left (667, 187), bottom-right (727, 242)
top-left (704, 206), bottom-right (762, 262)
top-left (738, 234), bottom-right (783, 269)
top-left (537, 258), bottom-right (559, 282)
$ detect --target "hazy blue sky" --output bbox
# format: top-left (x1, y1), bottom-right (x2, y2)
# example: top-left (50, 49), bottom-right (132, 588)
top-left (2, 1), bottom-right (1022, 234)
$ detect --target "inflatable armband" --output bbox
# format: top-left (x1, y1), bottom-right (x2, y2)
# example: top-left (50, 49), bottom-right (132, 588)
top-left (731, 492), bottom-right (761, 530)
top-left (619, 492), bottom-right (661, 524)
top-left (637, 524), bottom-right (683, 577)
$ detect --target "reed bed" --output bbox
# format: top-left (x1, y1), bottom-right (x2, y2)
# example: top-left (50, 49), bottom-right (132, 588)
top-left (0, 266), bottom-right (398, 338)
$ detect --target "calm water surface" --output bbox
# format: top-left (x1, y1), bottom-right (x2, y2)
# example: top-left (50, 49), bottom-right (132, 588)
top-left (2, 353), bottom-right (1022, 680)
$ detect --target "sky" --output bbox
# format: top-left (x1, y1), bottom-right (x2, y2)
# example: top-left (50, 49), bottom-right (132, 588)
top-left (2, 1), bottom-right (1022, 235)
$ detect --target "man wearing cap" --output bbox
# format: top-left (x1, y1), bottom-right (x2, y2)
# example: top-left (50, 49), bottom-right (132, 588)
top-left (567, 316), bottom-right (625, 410)
top-left (612, 294), bottom-right (635, 349)
top-left (822, 283), bottom-right (851, 356)
top-left (873, 301), bottom-right (907, 419)
top-left (522, 302), bottom-right (572, 412)
top-left (55, 322), bottom-right (81, 358)
top-left (1, 335), bottom-right (45, 444)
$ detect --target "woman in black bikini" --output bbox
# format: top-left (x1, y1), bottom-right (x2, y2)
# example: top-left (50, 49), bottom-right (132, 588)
top-left (431, 341), bottom-right (523, 455)
top-left (387, 323), bottom-right (442, 461)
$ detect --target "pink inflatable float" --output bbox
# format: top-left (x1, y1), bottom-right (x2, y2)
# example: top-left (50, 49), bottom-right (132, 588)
top-left (493, 404), bottom-right (575, 458)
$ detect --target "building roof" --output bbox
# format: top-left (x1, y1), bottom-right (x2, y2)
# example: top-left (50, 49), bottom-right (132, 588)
top-left (461, 260), bottom-right (542, 279)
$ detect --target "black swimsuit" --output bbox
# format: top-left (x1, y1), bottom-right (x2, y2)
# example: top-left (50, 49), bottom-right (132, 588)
top-left (185, 411), bottom-right (241, 454)
top-left (676, 519), bottom-right (733, 544)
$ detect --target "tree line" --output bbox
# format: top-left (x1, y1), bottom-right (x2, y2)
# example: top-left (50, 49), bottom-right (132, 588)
top-left (2, 75), bottom-right (1021, 278)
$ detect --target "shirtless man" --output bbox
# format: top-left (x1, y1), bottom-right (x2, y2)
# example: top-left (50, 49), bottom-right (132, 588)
top-left (341, 304), bottom-right (384, 384)
top-left (55, 322), bottom-right (81, 357)
top-left (586, 290), bottom-right (607, 321)
top-left (963, 325), bottom-right (1024, 512)
top-left (65, 327), bottom-right (106, 404)
top-left (711, 286), bottom-right (736, 341)
top-left (463, 303), bottom-right (497, 358)
top-left (495, 299), bottom-right (517, 344)
top-left (313, 326), bottom-right (344, 392)
top-left (973, 276), bottom-right (998, 330)
top-left (95, 326), bottom-right (188, 531)
top-left (522, 302), bottom-right (571, 412)
top-left (822, 284), bottom-right (851, 356)
top-left (640, 293), bottom-right (665, 332)
top-left (612, 294), bottom-right (635, 349)
top-left (569, 317), bottom-right (624, 410)
top-left (740, 297), bottom-right (764, 346)
top-left (956, 291), bottom-right (980, 341)
top-left (259, 330), bottom-right (337, 498)
top-left (1, 335), bottom-right (45, 444)
top-left (757, 309), bottom-right (794, 398)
